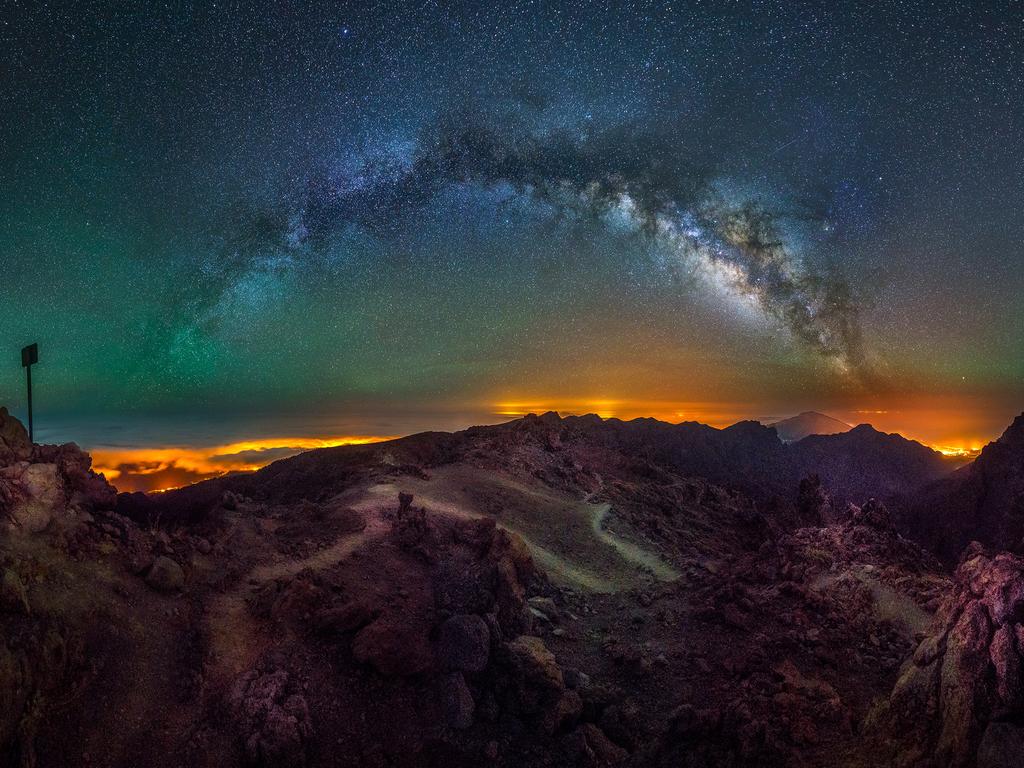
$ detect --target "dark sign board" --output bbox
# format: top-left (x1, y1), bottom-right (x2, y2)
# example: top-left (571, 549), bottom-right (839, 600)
top-left (21, 343), bottom-right (37, 367)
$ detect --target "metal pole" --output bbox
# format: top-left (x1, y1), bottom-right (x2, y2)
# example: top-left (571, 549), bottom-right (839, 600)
top-left (26, 363), bottom-right (33, 443)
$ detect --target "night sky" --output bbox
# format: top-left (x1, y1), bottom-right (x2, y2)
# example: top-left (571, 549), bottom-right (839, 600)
top-left (2, 1), bottom-right (1022, 487)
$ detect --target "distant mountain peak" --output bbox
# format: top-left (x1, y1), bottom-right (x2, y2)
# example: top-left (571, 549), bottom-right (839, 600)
top-left (770, 411), bottom-right (852, 443)
top-left (995, 412), bottom-right (1024, 447)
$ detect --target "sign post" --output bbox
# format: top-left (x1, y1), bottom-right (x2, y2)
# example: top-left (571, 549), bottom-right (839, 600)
top-left (21, 343), bottom-right (37, 443)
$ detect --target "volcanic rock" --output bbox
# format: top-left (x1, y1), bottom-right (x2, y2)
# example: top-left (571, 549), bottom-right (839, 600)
top-left (0, 567), bottom-right (30, 614)
top-left (351, 615), bottom-right (434, 676)
top-left (437, 613), bottom-right (490, 672)
top-left (505, 634), bottom-right (581, 733)
top-left (866, 546), bottom-right (1024, 766)
top-left (506, 635), bottom-right (565, 705)
top-left (848, 497), bottom-right (897, 533)
top-left (2, 462), bottom-right (63, 533)
top-left (231, 664), bottom-right (312, 768)
top-left (564, 723), bottom-right (629, 766)
top-left (907, 413), bottom-right (1024, 563)
top-left (441, 671), bottom-right (476, 729)
top-left (0, 407), bottom-right (32, 463)
top-left (146, 555), bottom-right (185, 592)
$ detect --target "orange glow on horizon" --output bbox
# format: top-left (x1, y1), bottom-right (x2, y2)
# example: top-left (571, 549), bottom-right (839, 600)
top-left (924, 442), bottom-right (985, 459)
top-left (90, 396), bottom-right (1011, 494)
top-left (92, 435), bottom-right (395, 492)
top-left (490, 397), bottom-right (1006, 460)
top-left (493, 399), bottom-right (756, 427)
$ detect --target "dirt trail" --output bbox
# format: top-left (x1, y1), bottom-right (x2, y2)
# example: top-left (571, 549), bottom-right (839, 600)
top-left (206, 506), bottom-right (387, 685)
top-left (589, 502), bottom-right (680, 583)
top-left (367, 472), bottom-right (678, 594)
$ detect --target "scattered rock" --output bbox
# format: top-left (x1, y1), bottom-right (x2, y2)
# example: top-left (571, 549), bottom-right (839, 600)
top-left (529, 596), bottom-right (561, 623)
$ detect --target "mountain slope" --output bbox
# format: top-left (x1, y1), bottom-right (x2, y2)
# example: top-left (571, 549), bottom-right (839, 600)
top-left (790, 424), bottom-right (952, 510)
top-left (770, 411), bottom-right (852, 442)
top-left (904, 413), bottom-right (1024, 563)
top-left (121, 413), bottom-right (953, 533)
top-left (6, 406), bottom-right (1022, 767)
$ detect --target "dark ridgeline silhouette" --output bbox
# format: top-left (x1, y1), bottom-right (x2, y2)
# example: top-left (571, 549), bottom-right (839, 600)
top-left (21, 342), bottom-right (37, 443)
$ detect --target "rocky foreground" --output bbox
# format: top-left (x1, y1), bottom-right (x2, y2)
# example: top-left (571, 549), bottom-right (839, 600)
top-left (2, 408), bottom-right (1024, 767)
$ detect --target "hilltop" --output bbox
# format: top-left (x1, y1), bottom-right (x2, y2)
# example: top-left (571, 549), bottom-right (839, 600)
top-left (770, 411), bottom-right (852, 443)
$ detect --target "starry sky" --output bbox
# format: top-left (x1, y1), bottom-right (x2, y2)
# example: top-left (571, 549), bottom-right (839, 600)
top-left (1, 1), bottom-right (1022, 488)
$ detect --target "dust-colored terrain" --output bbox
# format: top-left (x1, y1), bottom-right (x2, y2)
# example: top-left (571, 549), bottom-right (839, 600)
top-left (3, 408), bottom-right (1024, 767)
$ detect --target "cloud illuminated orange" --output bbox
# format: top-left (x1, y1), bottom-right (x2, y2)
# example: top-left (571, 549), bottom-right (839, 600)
top-left (92, 435), bottom-right (394, 492)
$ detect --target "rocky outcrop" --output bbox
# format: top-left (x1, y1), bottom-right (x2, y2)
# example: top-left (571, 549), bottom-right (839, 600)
top-left (866, 545), bottom-right (1024, 767)
top-left (848, 497), bottom-right (898, 534)
top-left (1, 461), bottom-right (64, 533)
top-left (0, 411), bottom-right (115, 534)
top-left (0, 407), bottom-right (32, 464)
top-left (907, 413), bottom-right (1024, 563)
top-left (505, 634), bottom-right (582, 735)
top-left (797, 473), bottom-right (834, 525)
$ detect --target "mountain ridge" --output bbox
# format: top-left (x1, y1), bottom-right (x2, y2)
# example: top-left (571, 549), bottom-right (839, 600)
top-left (903, 411), bottom-right (1024, 563)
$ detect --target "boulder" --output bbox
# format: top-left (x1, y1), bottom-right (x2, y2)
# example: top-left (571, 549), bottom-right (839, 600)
top-left (437, 614), bottom-right (490, 672)
top-left (6, 462), bottom-right (64, 533)
top-left (505, 634), bottom-right (577, 733)
top-left (506, 635), bottom-right (565, 703)
top-left (0, 407), bottom-right (31, 463)
top-left (146, 556), bottom-right (185, 592)
top-left (847, 498), bottom-right (897, 534)
top-left (351, 616), bottom-right (434, 677)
